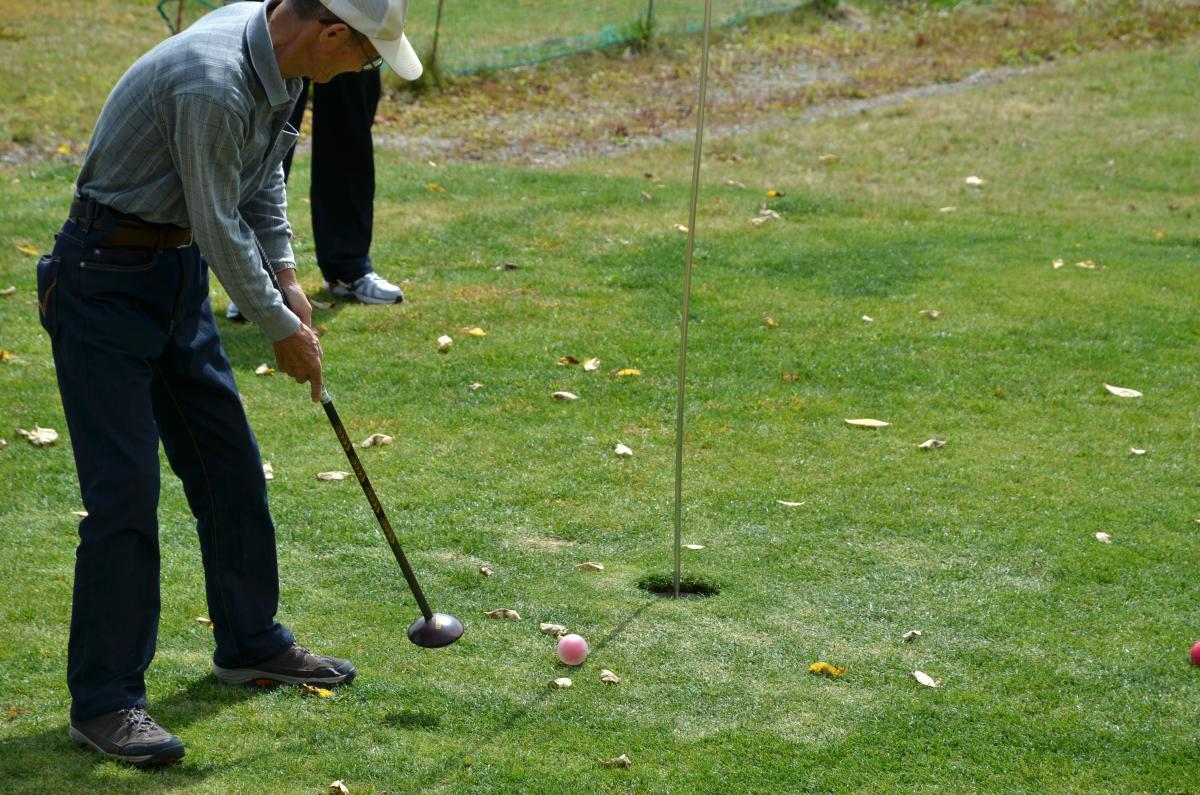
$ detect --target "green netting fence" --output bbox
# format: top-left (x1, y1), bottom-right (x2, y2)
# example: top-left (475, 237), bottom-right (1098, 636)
top-left (156, 0), bottom-right (807, 74)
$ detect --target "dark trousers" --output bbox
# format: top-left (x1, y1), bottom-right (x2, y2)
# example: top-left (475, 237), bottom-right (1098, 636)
top-left (38, 220), bottom-right (295, 720)
top-left (283, 71), bottom-right (381, 285)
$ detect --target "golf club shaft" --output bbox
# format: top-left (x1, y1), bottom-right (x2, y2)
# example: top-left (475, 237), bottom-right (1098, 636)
top-left (320, 388), bottom-right (435, 621)
top-left (259, 247), bottom-right (435, 621)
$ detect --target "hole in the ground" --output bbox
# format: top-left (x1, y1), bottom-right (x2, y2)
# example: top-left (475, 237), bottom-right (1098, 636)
top-left (637, 573), bottom-right (721, 598)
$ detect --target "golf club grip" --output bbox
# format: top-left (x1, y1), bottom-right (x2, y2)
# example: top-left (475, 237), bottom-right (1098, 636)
top-left (321, 397), bottom-right (434, 620)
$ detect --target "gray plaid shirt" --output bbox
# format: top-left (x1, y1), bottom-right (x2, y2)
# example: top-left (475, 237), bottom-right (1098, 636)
top-left (76, 1), bottom-right (303, 341)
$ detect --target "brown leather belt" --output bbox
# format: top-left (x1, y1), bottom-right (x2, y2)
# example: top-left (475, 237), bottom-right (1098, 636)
top-left (69, 196), bottom-right (194, 250)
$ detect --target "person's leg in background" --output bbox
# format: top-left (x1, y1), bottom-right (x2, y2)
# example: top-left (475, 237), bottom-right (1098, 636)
top-left (227, 70), bottom-right (402, 321)
top-left (310, 69), bottom-right (404, 304)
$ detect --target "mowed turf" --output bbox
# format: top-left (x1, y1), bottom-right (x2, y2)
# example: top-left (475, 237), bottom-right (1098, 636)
top-left (1, 40), bottom-right (1199, 793)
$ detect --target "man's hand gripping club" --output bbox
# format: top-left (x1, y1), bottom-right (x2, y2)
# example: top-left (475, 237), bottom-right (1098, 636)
top-left (270, 268), bottom-right (324, 401)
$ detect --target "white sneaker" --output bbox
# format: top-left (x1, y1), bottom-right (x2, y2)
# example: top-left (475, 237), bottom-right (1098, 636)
top-left (226, 301), bottom-right (244, 321)
top-left (325, 272), bottom-right (404, 304)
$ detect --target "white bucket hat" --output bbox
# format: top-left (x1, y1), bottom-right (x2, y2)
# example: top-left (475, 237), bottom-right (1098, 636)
top-left (320, 0), bottom-right (422, 80)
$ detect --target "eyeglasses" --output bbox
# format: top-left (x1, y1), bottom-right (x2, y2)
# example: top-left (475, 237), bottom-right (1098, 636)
top-left (319, 18), bottom-right (384, 71)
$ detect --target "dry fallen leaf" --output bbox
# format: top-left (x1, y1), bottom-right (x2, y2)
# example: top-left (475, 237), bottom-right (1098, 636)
top-left (918, 439), bottom-right (946, 450)
top-left (361, 433), bottom-right (393, 448)
top-left (551, 391), bottom-right (579, 401)
top-left (15, 243), bottom-right (40, 256)
top-left (766, 190), bottom-right (785, 198)
top-left (781, 373), bottom-right (799, 382)
top-left (425, 182), bottom-right (446, 192)
top-left (465, 326), bottom-right (487, 337)
top-left (818, 153), bottom-right (839, 165)
top-left (598, 754), bottom-right (632, 769)
top-left (639, 190), bottom-right (652, 200)
top-left (311, 299), bottom-right (334, 310)
top-left (845, 419), bottom-right (889, 429)
top-left (1104, 383), bottom-right (1142, 398)
top-left (809, 661), bottom-right (846, 678)
top-left (262, 462), bottom-right (274, 481)
top-left (673, 223), bottom-right (689, 233)
top-left (861, 315), bottom-right (874, 323)
top-left (556, 356), bottom-right (580, 366)
top-left (575, 562), bottom-right (605, 572)
top-left (1096, 531), bottom-right (1113, 544)
top-left (17, 425), bottom-right (58, 446)
top-left (583, 357), bottom-right (601, 372)
top-left (314, 325), bottom-right (329, 337)
top-left (301, 684), bottom-right (334, 698)
top-left (550, 677), bottom-right (572, 689)
top-left (0, 438), bottom-right (7, 448)
top-left (316, 471), bottom-right (351, 481)
top-left (437, 335), bottom-right (454, 351)
top-left (1130, 448), bottom-right (1146, 456)
top-left (479, 566), bottom-right (495, 576)
top-left (599, 669), bottom-right (620, 685)
top-left (1075, 259), bottom-right (1098, 270)
top-left (913, 670), bottom-right (942, 688)
top-left (776, 500), bottom-right (806, 507)
top-left (902, 629), bottom-right (923, 642)
top-left (254, 363), bottom-right (275, 376)
top-left (484, 608), bottom-right (520, 620)
top-left (725, 179), bottom-right (747, 188)
top-left (71, 510), bottom-right (88, 518)
top-left (0, 349), bottom-right (12, 362)
top-left (1052, 258), bottom-right (1064, 269)
top-left (494, 262), bottom-right (520, 271)
top-left (763, 317), bottom-right (778, 328)
top-left (195, 616), bottom-right (214, 629)
top-left (540, 622), bottom-right (568, 637)
top-left (329, 779), bottom-right (350, 794)
top-left (0, 286), bottom-right (16, 297)
top-left (939, 206), bottom-right (958, 213)
top-left (918, 309), bottom-right (941, 319)
top-left (965, 175), bottom-right (985, 187)
top-left (614, 443), bottom-right (633, 457)
top-left (469, 382), bottom-right (484, 392)
top-left (682, 544), bottom-right (704, 551)
top-left (750, 208), bottom-right (781, 226)
top-left (615, 369), bottom-right (641, 377)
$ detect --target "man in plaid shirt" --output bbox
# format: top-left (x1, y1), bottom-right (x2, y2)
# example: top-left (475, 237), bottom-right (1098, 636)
top-left (36, 0), bottom-right (421, 767)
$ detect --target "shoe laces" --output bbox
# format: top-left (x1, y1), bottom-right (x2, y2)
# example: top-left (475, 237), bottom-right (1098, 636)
top-left (118, 707), bottom-right (158, 735)
top-left (355, 272), bottom-right (395, 289)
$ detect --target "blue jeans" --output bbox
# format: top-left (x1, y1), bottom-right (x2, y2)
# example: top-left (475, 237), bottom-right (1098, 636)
top-left (38, 219), bottom-right (295, 720)
top-left (281, 70), bottom-right (380, 285)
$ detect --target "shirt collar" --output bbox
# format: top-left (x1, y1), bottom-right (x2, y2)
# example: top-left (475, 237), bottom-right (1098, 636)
top-left (246, 1), bottom-right (291, 108)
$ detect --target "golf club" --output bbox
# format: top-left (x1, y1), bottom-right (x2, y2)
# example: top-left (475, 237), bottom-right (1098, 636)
top-left (318, 387), bottom-right (464, 649)
top-left (260, 252), bottom-right (462, 648)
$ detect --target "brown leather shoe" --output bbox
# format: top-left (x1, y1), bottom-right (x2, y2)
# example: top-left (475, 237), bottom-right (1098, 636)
top-left (69, 707), bottom-right (185, 768)
top-left (212, 643), bottom-right (357, 686)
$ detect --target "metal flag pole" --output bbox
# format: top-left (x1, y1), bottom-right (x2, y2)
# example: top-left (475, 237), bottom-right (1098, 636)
top-left (673, 0), bottom-right (715, 599)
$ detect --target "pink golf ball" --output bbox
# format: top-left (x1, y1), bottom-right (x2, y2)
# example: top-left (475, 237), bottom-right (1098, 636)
top-left (1191, 642), bottom-right (1200, 667)
top-left (557, 633), bottom-right (589, 666)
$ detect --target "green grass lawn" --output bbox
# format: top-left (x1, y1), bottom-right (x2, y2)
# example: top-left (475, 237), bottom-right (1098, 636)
top-left (2, 32), bottom-right (1200, 794)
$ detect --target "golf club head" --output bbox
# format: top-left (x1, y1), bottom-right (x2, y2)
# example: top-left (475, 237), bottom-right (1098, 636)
top-left (407, 612), bottom-right (464, 648)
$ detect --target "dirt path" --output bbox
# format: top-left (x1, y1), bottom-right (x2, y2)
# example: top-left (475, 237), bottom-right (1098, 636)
top-left (370, 63), bottom-right (1042, 168)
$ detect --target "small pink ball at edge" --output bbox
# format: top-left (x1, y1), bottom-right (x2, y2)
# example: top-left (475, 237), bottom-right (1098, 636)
top-left (557, 633), bottom-right (589, 666)
top-left (1191, 642), bottom-right (1200, 667)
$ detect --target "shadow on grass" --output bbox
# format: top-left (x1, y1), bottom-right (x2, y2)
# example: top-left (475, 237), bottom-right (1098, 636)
top-left (0, 674), bottom-right (264, 791)
top-left (406, 599), bottom-right (657, 790)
